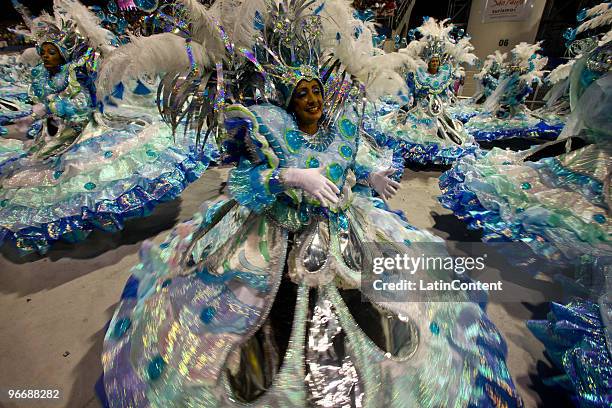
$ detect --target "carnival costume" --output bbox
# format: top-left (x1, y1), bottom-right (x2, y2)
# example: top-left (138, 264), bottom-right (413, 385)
top-left (100, 1), bottom-right (522, 407)
top-left (461, 42), bottom-right (565, 142)
top-left (0, 0), bottom-right (216, 254)
top-left (447, 50), bottom-right (507, 124)
top-left (526, 5), bottom-right (612, 407)
top-left (374, 18), bottom-right (479, 166)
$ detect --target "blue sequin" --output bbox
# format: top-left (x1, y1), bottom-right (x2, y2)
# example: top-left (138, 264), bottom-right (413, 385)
top-left (521, 182), bottom-right (532, 190)
top-left (104, 151), bottom-right (113, 158)
top-left (84, 182), bottom-right (96, 191)
top-left (306, 156), bottom-right (320, 168)
top-left (120, 276), bottom-right (139, 299)
top-left (0, 199), bottom-right (8, 208)
top-left (161, 279), bottom-right (172, 288)
top-left (593, 214), bottom-right (606, 224)
top-left (200, 306), bottom-right (216, 324)
top-left (146, 149), bottom-right (157, 158)
top-left (111, 318), bottom-right (131, 340)
top-left (339, 118), bottom-right (357, 139)
top-left (337, 213), bottom-right (349, 230)
top-left (326, 163), bottom-right (343, 183)
top-left (53, 170), bottom-right (63, 180)
top-left (284, 130), bottom-right (303, 153)
top-left (147, 355), bottom-right (166, 381)
top-left (159, 242), bottom-right (170, 249)
top-left (516, 208), bottom-right (525, 213)
top-left (338, 144), bottom-right (353, 160)
top-left (430, 321), bottom-right (440, 335)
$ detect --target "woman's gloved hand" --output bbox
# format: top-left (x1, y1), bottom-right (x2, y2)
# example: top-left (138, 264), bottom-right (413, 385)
top-left (281, 167), bottom-right (340, 206)
top-left (368, 168), bottom-right (400, 200)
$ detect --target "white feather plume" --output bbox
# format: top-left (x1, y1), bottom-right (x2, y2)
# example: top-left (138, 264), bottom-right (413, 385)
top-left (577, 2), bottom-right (612, 33)
top-left (546, 60), bottom-right (576, 84)
top-left (601, 28), bottom-right (612, 45)
top-left (315, 0), bottom-right (418, 101)
top-left (18, 47), bottom-right (41, 66)
top-left (417, 17), bottom-right (453, 40)
top-left (224, 0), bottom-right (268, 50)
top-left (447, 36), bottom-right (478, 66)
top-left (96, 33), bottom-right (211, 99)
top-left (175, 0), bottom-right (227, 59)
top-left (474, 51), bottom-right (506, 80)
top-left (54, 0), bottom-right (116, 55)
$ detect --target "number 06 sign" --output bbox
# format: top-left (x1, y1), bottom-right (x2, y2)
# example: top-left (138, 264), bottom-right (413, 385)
top-left (483, 0), bottom-right (535, 23)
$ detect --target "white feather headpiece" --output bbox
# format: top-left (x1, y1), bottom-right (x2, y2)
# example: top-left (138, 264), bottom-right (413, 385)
top-left (474, 51), bottom-right (507, 80)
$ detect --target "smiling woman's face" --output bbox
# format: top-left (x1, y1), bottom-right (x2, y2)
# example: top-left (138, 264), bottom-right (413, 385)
top-left (40, 43), bottom-right (64, 72)
top-left (290, 79), bottom-right (324, 130)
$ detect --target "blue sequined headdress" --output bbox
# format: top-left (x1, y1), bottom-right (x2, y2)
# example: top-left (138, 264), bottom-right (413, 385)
top-left (33, 18), bottom-right (80, 61)
top-left (239, 1), bottom-right (327, 108)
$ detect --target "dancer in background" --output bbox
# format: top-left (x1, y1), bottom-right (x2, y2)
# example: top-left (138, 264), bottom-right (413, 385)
top-left (462, 42), bottom-right (565, 143)
top-left (439, 4), bottom-right (611, 269)
top-left (377, 17), bottom-right (479, 166)
top-left (0, 0), bottom-right (215, 254)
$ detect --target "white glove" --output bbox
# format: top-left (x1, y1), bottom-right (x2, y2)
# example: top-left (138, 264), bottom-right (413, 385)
top-left (281, 167), bottom-right (340, 206)
top-left (368, 168), bottom-right (400, 200)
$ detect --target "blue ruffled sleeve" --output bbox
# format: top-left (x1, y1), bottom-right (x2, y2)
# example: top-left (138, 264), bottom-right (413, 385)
top-left (224, 105), bottom-right (290, 213)
top-left (228, 159), bottom-right (284, 213)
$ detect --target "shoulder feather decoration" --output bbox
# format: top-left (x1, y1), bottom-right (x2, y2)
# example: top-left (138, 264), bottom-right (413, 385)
top-left (96, 33), bottom-right (212, 98)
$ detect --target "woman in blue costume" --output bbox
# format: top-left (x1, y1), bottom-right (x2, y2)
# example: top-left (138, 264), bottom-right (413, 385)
top-left (461, 42), bottom-right (565, 143)
top-left (439, 2), bottom-right (611, 269)
top-left (99, 1), bottom-right (522, 406)
top-left (0, 0), bottom-right (215, 254)
top-left (377, 18), bottom-right (479, 166)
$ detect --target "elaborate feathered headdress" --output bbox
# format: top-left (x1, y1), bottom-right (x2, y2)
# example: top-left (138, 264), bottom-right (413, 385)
top-left (401, 17), bottom-right (477, 69)
top-left (10, 0), bottom-right (115, 61)
top-left (474, 50), bottom-right (507, 80)
top-left (507, 42), bottom-right (548, 84)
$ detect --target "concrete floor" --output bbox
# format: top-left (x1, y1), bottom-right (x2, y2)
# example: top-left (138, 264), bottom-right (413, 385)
top-left (0, 167), bottom-right (574, 408)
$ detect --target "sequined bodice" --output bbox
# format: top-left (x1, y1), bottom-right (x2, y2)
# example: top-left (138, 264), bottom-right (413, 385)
top-left (250, 104), bottom-right (359, 187)
top-left (410, 64), bottom-right (455, 104)
top-left (29, 64), bottom-right (69, 104)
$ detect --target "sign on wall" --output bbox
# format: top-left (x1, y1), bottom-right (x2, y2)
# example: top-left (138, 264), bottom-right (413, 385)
top-left (483, 0), bottom-right (535, 23)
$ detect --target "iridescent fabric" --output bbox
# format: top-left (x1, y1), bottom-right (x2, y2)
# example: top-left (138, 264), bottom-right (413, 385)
top-left (101, 103), bottom-right (523, 407)
top-left (0, 64), bottom-right (217, 254)
top-left (527, 301), bottom-right (612, 407)
top-left (439, 144), bottom-right (612, 264)
top-left (462, 108), bottom-right (565, 142)
top-left (439, 59), bottom-right (611, 265)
